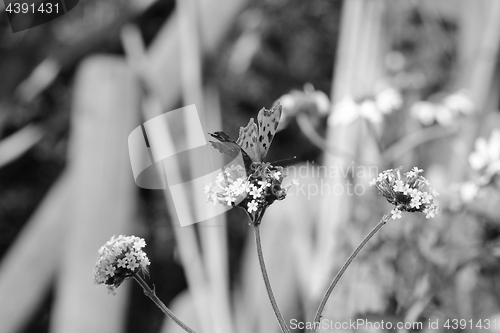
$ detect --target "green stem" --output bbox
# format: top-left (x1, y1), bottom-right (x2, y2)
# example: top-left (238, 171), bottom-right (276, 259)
top-left (254, 224), bottom-right (291, 333)
top-left (133, 274), bottom-right (197, 333)
top-left (311, 213), bottom-right (392, 333)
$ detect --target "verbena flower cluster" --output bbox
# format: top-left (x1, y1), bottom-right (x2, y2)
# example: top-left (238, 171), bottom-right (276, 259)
top-left (94, 235), bottom-right (150, 295)
top-left (205, 163), bottom-right (292, 224)
top-left (370, 167), bottom-right (439, 219)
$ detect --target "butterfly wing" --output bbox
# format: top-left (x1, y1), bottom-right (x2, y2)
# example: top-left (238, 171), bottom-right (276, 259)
top-left (211, 102), bottom-right (282, 164)
top-left (209, 131), bottom-right (254, 171)
top-left (256, 102), bottom-right (282, 161)
top-left (209, 132), bottom-right (241, 159)
top-left (236, 118), bottom-right (260, 162)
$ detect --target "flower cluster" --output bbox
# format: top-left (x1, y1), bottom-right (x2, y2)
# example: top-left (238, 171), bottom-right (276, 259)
top-left (278, 84), bottom-right (330, 128)
top-left (205, 164), bottom-right (249, 207)
top-left (205, 163), bottom-right (293, 224)
top-left (94, 235), bottom-right (151, 295)
top-left (370, 167), bottom-right (439, 219)
top-left (330, 88), bottom-right (403, 126)
top-left (410, 89), bottom-right (474, 126)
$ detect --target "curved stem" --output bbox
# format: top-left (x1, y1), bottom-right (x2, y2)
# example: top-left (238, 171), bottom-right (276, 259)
top-left (133, 274), bottom-right (197, 333)
top-left (382, 124), bottom-right (458, 162)
top-left (311, 213), bottom-right (392, 333)
top-left (254, 224), bottom-right (291, 333)
top-left (295, 113), bottom-right (376, 166)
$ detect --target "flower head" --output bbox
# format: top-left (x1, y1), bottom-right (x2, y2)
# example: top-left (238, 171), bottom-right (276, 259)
top-left (205, 162), bottom-right (294, 225)
top-left (205, 164), bottom-right (250, 206)
top-left (370, 167), bottom-right (438, 219)
top-left (94, 235), bottom-right (150, 295)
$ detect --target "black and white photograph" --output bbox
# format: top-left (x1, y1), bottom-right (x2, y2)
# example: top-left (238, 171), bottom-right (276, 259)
top-left (0, 0), bottom-right (499, 332)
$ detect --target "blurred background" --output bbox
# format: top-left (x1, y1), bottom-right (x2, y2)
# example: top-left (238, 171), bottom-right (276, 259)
top-left (1, 0), bottom-right (500, 332)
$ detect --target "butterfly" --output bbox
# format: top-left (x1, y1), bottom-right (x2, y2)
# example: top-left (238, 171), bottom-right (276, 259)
top-left (209, 103), bottom-right (282, 171)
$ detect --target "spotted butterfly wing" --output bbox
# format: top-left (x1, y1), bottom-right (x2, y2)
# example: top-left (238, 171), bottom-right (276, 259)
top-left (256, 103), bottom-right (282, 161)
top-left (236, 102), bottom-right (282, 162)
top-left (210, 102), bottom-right (282, 165)
top-left (235, 118), bottom-right (259, 162)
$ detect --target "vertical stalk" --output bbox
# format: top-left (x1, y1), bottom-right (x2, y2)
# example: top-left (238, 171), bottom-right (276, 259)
top-left (311, 213), bottom-right (392, 333)
top-left (254, 223), bottom-right (291, 333)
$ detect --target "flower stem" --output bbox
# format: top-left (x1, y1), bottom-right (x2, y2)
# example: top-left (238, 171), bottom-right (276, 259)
top-left (311, 213), bottom-right (392, 333)
top-left (254, 224), bottom-right (291, 333)
top-left (133, 274), bottom-right (197, 333)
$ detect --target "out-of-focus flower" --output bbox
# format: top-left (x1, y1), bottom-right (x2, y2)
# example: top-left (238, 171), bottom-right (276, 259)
top-left (359, 100), bottom-right (382, 124)
top-left (278, 84), bottom-right (330, 131)
top-left (370, 167), bottom-right (439, 219)
top-left (411, 90), bottom-right (475, 127)
top-left (434, 104), bottom-right (454, 127)
top-left (410, 101), bottom-right (439, 126)
top-left (459, 130), bottom-right (500, 202)
top-left (314, 91), bottom-right (331, 115)
top-left (443, 89), bottom-right (475, 115)
top-left (329, 95), bottom-right (359, 126)
top-left (330, 88), bottom-right (402, 127)
top-left (469, 130), bottom-right (500, 175)
top-left (459, 181), bottom-right (479, 203)
top-left (375, 87), bottom-right (403, 114)
top-left (94, 235), bottom-right (150, 295)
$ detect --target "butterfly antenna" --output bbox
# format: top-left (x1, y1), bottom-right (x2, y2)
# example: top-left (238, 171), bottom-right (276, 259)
top-left (269, 156), bottom-right (297, 164)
